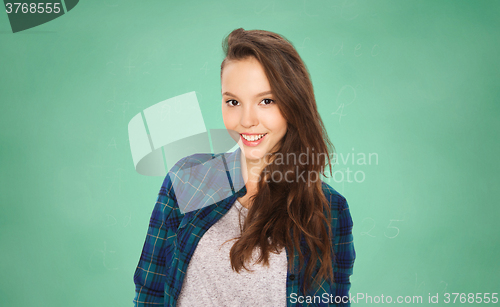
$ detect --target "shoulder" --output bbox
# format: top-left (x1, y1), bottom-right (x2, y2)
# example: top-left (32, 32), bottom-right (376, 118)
top-left (163, 152), bottom-right (216, 194)
top-left (321, 181), bottom-right (354, 245)
top-left (159, 153), bottom-right (215, 201)
top-left (168, 153), bottom-right (216, 174)
top-left (164, 152), bottom-right (231, 214)
top-left (320, 180), bottom-right (349, 213)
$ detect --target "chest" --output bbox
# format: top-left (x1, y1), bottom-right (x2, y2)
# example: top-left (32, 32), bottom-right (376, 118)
top-left (164, 199), bottom-right (330, 306)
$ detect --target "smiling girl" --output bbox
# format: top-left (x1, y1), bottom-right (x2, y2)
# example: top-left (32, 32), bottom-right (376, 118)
top-left (133, 28), bottom-right (355, 307)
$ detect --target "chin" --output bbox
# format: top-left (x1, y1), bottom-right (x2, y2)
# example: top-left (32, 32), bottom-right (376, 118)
top-left (241, 147), bottom-right (267, 162)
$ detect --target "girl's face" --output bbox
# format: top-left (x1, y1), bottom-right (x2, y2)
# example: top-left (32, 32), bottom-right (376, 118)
top-left (221, 56), bottom-right (288, 164)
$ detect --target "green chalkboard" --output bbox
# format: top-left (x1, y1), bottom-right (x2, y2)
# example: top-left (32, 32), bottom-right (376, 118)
top-left (1, 0), bottom-right (499, 306)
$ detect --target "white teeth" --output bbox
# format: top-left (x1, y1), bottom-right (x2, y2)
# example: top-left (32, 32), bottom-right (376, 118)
top-left (242, 133), bottom-right (266, 142)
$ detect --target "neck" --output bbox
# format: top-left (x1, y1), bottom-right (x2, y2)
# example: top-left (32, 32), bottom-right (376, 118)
top-left (240, 152), bottom-right (265, 192)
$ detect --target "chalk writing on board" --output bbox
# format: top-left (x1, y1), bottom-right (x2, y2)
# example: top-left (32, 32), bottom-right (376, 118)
top-left (105, 86), bottom-right (117, 113)
top-left (331, 84), bottom-right (359, 123)
top-left (254, 0), bottom-right (276, 15)
top-left (105, 214), bottom-right (117, 227)
top-left (360, 217), bottom-right (376, 237)
top-left (384, 218), bottom-right (404, 238)
top-left (123, 212), bottom-right (131, 227)
top-left (414, 276), bottom-right (450, 297)
top-left (105, 213), bottom-right (131, 228)
top-left (120, 100), bottom-right (132, 114)
top-left (120, 100), bottom-right (134, 122)
top-left (108, 138), bottom-right (117, 149)
top-left (331, 42), bottom-right (380, 57)
top-left (107, 57), bottom-right (153, 77)
top-left (200, 62), bottom-right (209, 75)
top-left (303, 0), bottom-right (319, 17)
top-left (414, 273), bottom-right (426, 297)
top-left (354, 44), bottom-right (363, 57)
top-left (360, 215), bottom-right (406, 238)
top-left (296, 37), bottom-right (311, 51)
top-left (333, 42), bottom-right (344, 56)
top-left (440, 281), bottom-right (448, 294)
top-left (332, 103), bottom-right (347, 123)
top-left (89, 241), bottom-right (118, 271)
top-left (125, 55), bottom-right (136, 76)
top-left (337, 0), bottom-right (359, 20)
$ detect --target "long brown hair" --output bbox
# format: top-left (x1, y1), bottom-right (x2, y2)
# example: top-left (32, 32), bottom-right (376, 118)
top-left (220, 28), bottom-right (335, 293)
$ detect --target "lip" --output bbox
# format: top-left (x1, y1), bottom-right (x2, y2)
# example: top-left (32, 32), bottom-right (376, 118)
top-left (240, 133), bottom-right (267, 147)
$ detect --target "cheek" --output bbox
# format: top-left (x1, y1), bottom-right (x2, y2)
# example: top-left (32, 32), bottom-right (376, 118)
top-left (277, 117), bottom-right (287, 134)
top-left (222, 108), bottom-right (237, 130)
top-left (263, 109), bottom-right (287, 135)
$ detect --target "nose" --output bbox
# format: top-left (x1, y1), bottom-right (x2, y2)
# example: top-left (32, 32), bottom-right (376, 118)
top-left (240, 104), bottom-right (258, 128)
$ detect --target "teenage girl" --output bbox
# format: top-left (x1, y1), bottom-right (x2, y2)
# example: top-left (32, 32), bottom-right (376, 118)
top-left (133, 28), bottom-right (355, 307)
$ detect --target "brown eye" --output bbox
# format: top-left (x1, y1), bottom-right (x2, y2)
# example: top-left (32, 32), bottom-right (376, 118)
top-left (225, 99), bottom-right (240, 106)
top-left (260, 98), bottom-right (275, 105)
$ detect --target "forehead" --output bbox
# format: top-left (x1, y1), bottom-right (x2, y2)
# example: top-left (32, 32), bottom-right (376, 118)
top-left (221, 57), bottom-right (270, 94)
top-left (222, 57), bottom-right (265, 78)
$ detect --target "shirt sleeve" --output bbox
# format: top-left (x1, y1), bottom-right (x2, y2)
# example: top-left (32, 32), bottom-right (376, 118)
top-left (133, 174), bottom-right (182, 306)
top-left (330, 195), bottom-right (356, 306)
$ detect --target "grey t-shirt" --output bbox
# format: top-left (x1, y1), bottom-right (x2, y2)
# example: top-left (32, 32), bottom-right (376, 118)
top-left (177, 199), bottom-right (287, 306)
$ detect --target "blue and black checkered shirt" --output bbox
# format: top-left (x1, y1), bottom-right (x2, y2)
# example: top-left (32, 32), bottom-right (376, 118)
top-left (133, 149), bottom-right (355, 306)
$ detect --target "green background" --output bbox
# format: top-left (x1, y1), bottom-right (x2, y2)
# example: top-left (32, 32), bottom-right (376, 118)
top-left (1, 0), bottom-right (499, 306)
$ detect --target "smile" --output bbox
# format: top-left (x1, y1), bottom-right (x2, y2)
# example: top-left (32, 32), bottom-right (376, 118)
top-left (241, 133), bottom-right (267, 141)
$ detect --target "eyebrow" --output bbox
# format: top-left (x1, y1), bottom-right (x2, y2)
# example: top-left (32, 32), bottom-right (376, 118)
top-left (222, 91), bottom-right (273, 99)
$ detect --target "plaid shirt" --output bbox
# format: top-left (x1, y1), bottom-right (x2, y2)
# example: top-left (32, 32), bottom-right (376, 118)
top-left (133, 149), bottom-right (355, 306)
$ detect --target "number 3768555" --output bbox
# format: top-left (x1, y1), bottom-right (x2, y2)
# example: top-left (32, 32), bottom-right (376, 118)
top-left (5, 3), bottom-right (62, 14)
